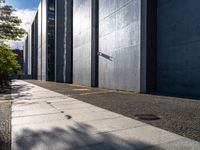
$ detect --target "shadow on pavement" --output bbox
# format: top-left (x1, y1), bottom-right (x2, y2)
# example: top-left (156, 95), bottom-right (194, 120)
top-left (11, 84), bottom-right (34, 94)
top-left (24, 80), bottom-right (200, 142)
top-left (13, 122), bottom-right (159, 150)
top-left (11, 83), bottom-right (34, 101)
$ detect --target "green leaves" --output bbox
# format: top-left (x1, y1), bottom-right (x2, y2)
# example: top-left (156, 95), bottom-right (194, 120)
top-left (0, 22), bottom-right (26, 40)
top-left (0, 3), bottom-right (26, 41)
top-left (0, 0), bottom-right (5, 3)
top-left (0, 44), bottom-right (20, 78)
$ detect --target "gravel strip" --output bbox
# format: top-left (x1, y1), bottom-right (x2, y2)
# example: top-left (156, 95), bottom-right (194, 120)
top-left (0, 90), bottom-right (11, 150)
top-left (26, 80), bottom-right (200, 142)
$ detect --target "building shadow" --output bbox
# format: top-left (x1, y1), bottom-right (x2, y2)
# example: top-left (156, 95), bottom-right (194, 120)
top-left (13, 122), bottom-right (161, 150)
top-left (150, 91), bottom-right (200, 101)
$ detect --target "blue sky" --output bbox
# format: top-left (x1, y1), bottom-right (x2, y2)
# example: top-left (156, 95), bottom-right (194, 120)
top-left (6, 0), bottom-right (40, 49)
top-left (5, 0), bottom-right (40, 9)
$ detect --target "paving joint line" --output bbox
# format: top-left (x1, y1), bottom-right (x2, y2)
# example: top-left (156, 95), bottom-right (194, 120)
top-left (72, 116), bottom-right (121, 124)
top-left (12, 118), bottom-right (70, 127)
top-left (56, 106), bottom-right (93, 111)
top-left (97, 124), bottom-right (148, 135)
top-left (67, 142), bottom-right (104, 150)
top-left (12, 95), bottom-right (68, 100)
top-left (12, 112), bottom-right (61, 118)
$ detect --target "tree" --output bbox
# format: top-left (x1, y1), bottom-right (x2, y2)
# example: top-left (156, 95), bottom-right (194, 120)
top-left (0, 0), bottom-right (25, 86)
top-left (0, 44), bottom-right (20, 86)
top-left (0, 0), bottom-right (26, 41)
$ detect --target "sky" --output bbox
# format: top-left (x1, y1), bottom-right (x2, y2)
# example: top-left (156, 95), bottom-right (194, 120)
top-left (5, 0), bottom-right (40, 49)
top-left (6, 0), bottom-right (39, 9)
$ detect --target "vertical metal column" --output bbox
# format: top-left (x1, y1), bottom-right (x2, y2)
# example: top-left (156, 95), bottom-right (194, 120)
top-left (141, 0), bottom-right (157, 93)
top-left (91, 0), bottom-right (99, 87)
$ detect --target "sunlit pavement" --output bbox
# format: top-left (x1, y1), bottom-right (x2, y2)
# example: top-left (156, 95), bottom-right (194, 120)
top-left (11, 80), bottom-right (200, 150)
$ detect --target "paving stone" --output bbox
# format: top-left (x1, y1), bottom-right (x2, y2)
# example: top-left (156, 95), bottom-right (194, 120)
top-left (11, 100), bottom-right (41, 107)
top-left (12, 120), bottom-right (77, 138)
top-left (11, 80), bottom-right (200, 150)
top-left (12, 132), bottom-right (101, 150)
top-left (99, 125), bottom-right (184, 150)
top-left (50, 100), bottom-right (86, 107)
top-left (79, 117), bottom-right (146, 134)
top-left (45, 97), bottom-right (75, 103)
top-left (12, 120), bottom-right (103, 150)
top-left (12, 103), bottom-right (51, 111)
top-left (12, 113), bottom-right (66, 126)
top-left (70, 110), bottom-right (121, 122)
top-left (12, 108), bottom-right (59, 117)
top-left (53, 103), bottom-right (94, 110)
top-left (62, 106), bottom-right (106, 115)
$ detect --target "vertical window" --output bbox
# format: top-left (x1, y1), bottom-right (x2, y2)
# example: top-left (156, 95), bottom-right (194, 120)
top-left (47, 0), bottom-right (55, 81)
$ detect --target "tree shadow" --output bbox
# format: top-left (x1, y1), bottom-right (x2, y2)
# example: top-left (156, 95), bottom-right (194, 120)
top-left (0, 86), bottom-right (11, 102)
top-left (11, 84), bottom-right (34, 101)
top-left (0, 82), bottom-right (33, 101)
top-left (0, 87), bottom-right (11, 95)
top-left (13, 122), bottom-right (161, 150)
top-left (11, 84), bottom-right (33, 94)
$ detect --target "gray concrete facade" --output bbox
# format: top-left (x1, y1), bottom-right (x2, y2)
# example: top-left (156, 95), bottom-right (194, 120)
top-left (73, 0), bottom-right (92, 86)
top-left (99, 0), bottom-right (141, 91)
top-left (24, 0), bottom-right (200, 97)
top-left (157, 0), bottom-right (200, 96)
top-left (27, 29), bottom-right (32, 76)
top-left (24, 36), bottom-right (29, 76)
top-left (37, 3), bottom-right (42, 80)
top-left (41, 0), bottom-right (48, 81)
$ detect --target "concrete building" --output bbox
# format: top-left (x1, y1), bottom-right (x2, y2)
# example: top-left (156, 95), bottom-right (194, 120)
top-left (24, 36), bottom-right (28, 76)
top-left (25, 0), bottom-right (200, 97)
top-left (27, 0), bottom-right (73, 82)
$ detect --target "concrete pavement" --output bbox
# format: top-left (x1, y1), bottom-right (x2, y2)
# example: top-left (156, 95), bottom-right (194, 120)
top-left (11, 80), bottom-right (200, 150)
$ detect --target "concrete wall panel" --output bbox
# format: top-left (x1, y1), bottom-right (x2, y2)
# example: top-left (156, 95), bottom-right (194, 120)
top-left (37, 3), bottom-right (42, 80)
top-left (28, 29), bottom-right (32, 75)
top-left (73, 0), bottom-right (92, 86)
top-left (24, 36), bottom-right (28, 76)
top-left (99, 0), bottom-right (141, 91)
top-left (157, 0), bottom-right (200, 96)
top-left (41, 0), bottom-right (48, 80)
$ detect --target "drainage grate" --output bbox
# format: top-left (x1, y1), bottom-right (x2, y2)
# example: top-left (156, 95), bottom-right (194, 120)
top-left (135, 114), bottom-right (160, 121)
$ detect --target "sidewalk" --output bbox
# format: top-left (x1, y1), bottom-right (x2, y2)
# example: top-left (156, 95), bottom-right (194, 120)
top-left (11, 80), bottom-right (200, 150)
